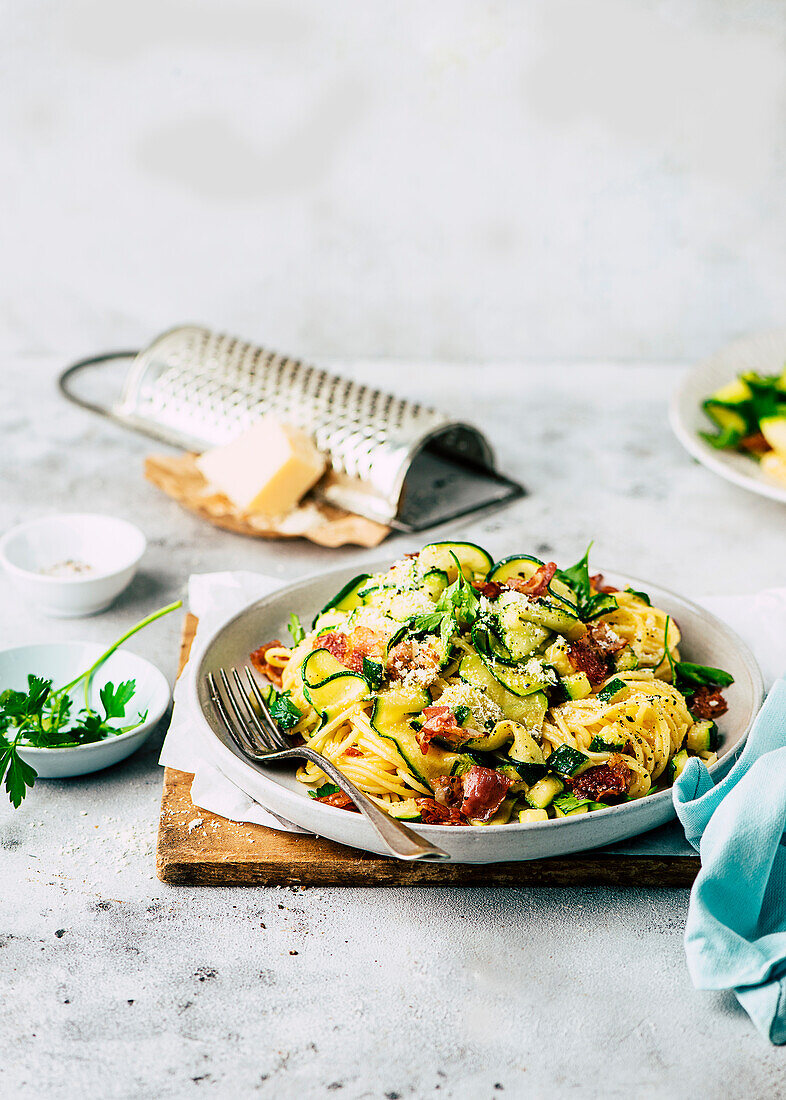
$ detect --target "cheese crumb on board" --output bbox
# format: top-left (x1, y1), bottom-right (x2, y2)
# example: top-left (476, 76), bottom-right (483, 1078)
top-left (196, 416), bottom-right (326, 516)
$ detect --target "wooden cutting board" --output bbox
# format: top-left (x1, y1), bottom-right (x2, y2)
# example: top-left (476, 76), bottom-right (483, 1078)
top-left (156, 615), bottom-right (699, 887)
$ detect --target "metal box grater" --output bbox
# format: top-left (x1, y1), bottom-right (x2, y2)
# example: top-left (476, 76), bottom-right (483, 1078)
top-left (59, 325), bottom-right (524, 531)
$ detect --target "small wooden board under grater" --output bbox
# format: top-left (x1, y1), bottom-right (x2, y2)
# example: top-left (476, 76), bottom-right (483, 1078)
top-left (156, 615), bottom-right (699, 887)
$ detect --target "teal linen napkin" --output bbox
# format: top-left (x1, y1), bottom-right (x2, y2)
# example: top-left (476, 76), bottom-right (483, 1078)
top-left (673, 676), bottom-right (786, 1044)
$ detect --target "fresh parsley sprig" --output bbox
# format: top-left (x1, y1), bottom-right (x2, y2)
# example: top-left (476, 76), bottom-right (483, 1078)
top-left (394, 553), bottom-right (481, 653)
top-left (0, 600), bottom-right (182, 807)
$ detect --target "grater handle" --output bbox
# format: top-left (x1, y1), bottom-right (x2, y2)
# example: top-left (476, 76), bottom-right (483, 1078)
top-left (58, 351), bottom-right (139, 419)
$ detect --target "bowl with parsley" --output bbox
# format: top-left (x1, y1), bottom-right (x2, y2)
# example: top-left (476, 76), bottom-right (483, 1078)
top-left (0, 603), bottom-right (179, 804)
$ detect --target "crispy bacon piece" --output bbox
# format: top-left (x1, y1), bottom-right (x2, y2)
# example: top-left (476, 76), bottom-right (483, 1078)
top-left (587, 621), bottom-right (627, 656)
top-left (344, 746), bottom-right (362, 757)
top-left (386, 638), bottom-right (441, 684)
top-left (315, 790), bottom-right (359, 811)
top-left (460, 765), bottom-right (513, 821)
top-left (567, 636), bottom-right (609, 686)
top-left (739, 431), bottom-right (771, 455)
top-left (504, 562), bottom-right (558, 598)
top-left (415, 797), bottom-right (469, 825)
top-left (687, 686), bottom-right (728, 720)
top-left (250, 640), bottom-right (285, 687)
top-left (432, 774), bottom-right (464, 807)
top-left (590, 572), bottom-right (619, 595)
top-left (571, 755), bottom-right (631, 803)
top-left (315, 628), bottom-right (386, 674)
top-left (315, 630), bottom-right (349, 664)
top-left (472, 579), bottom-right (503, 599)
top-left (415, 705), bottom-right (469, 754)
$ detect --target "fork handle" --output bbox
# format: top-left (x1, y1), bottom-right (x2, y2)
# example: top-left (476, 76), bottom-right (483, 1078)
top-left (278, 747), bottom-right (450, 861)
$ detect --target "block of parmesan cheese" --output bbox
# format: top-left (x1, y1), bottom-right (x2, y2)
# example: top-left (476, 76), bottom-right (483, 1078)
top-left (195, 416), bottom-right (326, 516)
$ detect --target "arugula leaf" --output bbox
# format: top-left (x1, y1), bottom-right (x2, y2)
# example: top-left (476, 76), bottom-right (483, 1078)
top-left (361, 657), bottom-right (384, 689)
top-left (700, 426), bottom-right (742, 451)
top-left (674, 662), bottom-right (734, 691)
top-left (659, 618), bottom-right (734, 695)
top-left (99, 680), bottom-right (136, 721)
top-left (308, 782), bottom-right (340, 799)
top-left (556, 544), bottom-right (592, 606)
top-left (288, 613), bottom-right (306, 646)
top-left (265, 687), bottom-right (302, 731)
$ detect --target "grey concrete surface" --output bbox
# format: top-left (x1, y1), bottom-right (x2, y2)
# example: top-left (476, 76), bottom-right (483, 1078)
top-left (1, 357), bottom-right (785, 1099)
top-left (3, 2), bottom-right (786, 364)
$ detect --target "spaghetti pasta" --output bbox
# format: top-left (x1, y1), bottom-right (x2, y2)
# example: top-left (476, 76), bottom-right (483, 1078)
top-left (251, 542), bottom-right (733, 826)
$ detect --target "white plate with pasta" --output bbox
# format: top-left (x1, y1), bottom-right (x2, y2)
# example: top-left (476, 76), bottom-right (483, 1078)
top-left (189, 543), bottom-right (763, 863)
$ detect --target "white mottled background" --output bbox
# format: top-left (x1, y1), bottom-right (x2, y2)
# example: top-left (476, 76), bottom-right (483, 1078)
top-left (3, 0), bottom-right (786, 363)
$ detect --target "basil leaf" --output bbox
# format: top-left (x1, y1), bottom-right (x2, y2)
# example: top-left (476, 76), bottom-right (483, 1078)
top-left (624, 586), bottom-right (651, 606)
top-left (453, 705), bottom-right (471, 726)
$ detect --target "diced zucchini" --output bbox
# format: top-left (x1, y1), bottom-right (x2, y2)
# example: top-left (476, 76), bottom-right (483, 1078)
top-left (388, 798), bottom-right (422, 821)
top-left (418, 542), bottom-right (493, 582)
top-left (670, 748), bottom-right (690, 779)
top-left (760, 415), bottom-right (786, 454)
top-left (486, 554), bottom-right (577, 608)
top-left (702, 399), bottom-right (748, 436)
top-left (544, 637), bottom-right (573, 677)
top-left (597, 677), bottom-right (628, 703)
top-left (589, 734), bottom-right (624, 752)
top-left (546, 744), bottom-right (590, 778)
top-left (561, 672), bottom-right (592, 700)
top-left (313, 573), bottom-right (370, 625)
top-left (518, 808), bottom-right (549, 824)
top-left (614, 646), bottom-right (638, 671)
top-left (525, 775), bottom-right (564, 809)
top-left (686, 719), bottom-right (719, 755)
top-left (711, 377), bottom-right (751, 404)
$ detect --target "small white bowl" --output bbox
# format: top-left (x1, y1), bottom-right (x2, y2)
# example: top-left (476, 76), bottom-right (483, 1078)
top-left (0, 514), bottom-right (146, 617)
top-left (0, 642), bottom-right (171, 779)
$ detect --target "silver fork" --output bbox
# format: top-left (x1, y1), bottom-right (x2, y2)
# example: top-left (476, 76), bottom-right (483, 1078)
top-left (206, 666), bottom-right (450, 862)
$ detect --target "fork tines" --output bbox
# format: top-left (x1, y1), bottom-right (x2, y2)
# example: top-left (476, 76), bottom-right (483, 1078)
top-left (207, 665), bottom-right (289, 755)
